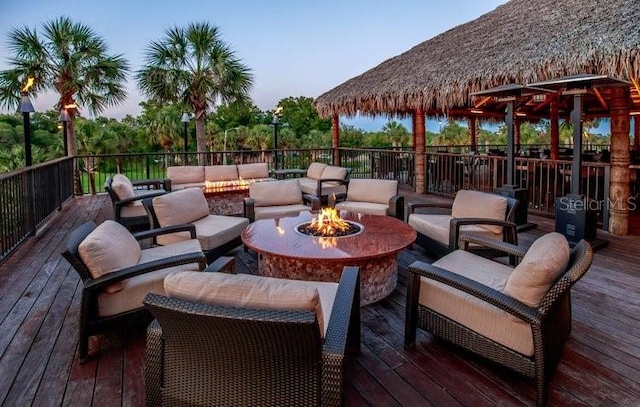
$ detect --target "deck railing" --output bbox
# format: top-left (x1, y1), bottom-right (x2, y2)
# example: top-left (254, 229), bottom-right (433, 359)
top-left (0, 157), bottom-right (74, 263)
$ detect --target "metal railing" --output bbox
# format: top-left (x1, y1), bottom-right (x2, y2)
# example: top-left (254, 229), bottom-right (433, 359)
top-left (0, 157), bottom-right (74, 263)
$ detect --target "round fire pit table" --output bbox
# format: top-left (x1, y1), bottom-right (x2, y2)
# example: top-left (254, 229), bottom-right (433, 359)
top-left (241, 211), bottom-right (416, 305)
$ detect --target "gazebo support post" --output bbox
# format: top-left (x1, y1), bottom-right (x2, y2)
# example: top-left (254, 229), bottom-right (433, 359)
top-left (608, 86), bottom-right (631, 236)
top-left (332, 114), bottom-right (340, 166)
top-left (469, 116), bottom-right (477, 152)
top-left (633, 116), bottom-right (639, 152)
top-left (495, 99), bottom-right (535, 231)
top-left (414, 108), bottom-right (426, 194)
top-left (550, 94), bottom-right (560, 160)
top-left (412, 114), bottom-right (418, 151)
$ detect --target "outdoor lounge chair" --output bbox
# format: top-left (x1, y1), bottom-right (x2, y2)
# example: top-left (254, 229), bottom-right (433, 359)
top-left (144, 266), bottom-right (361, 407)
top-left (407, 189), bottom-right (518, 260)
top-left (105, 173), bottom-right (169, 229)
top-left (404, 232), bottom-right (594, 407)
top-left (333, 178), bottom-right (404, 220)
top-left (243, 179), bottom-right (319, 222)
top-left (61, 220), bottom-right (206, 362)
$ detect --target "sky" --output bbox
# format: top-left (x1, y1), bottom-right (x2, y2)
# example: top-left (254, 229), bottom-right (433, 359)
top-left (0, 0), bottom-right (509, 132)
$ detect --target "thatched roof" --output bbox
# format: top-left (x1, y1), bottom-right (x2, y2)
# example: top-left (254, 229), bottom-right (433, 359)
top-left (315, 0), bottom-right (640, 118)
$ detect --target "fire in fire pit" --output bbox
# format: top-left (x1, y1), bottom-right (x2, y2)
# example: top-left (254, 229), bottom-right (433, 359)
top-left (296, 208), bottom-right (362, 237)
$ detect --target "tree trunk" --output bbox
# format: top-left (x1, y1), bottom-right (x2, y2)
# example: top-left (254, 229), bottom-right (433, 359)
top-left (608, 86), bottom-right (631, 236)
top-left (67, 118), bottom-right (77, 156)
top-left (414, 108), bottom-right (426, 194)
top-left (332, 115), bottom-right (340, 166)
top-left (550, 94), bottom-right (559, 160)
top-left (195, 111), bottom-right (206, 165)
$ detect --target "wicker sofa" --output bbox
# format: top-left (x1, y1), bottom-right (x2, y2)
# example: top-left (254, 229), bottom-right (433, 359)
top-left (166, 163), bottom-right (274, 191)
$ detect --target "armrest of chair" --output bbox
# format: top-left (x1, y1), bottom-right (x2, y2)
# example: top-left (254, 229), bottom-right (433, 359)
top-left (389, 195), bottom-right (405, 220)
top-left (84, 251), bottom-right (207, 293)
top-left (243, 198), bottom-right (256, 222)
top-left (407, 201), bottom-right (453, 215)
top-left (133, 224), bottom-right (197, 241)
top-left (302, 193), bottom-right (322, 210)
top-left (458, 233), bottom-right (527, 260)
top-left (131, 178), bottom-right (167, 190)
top-left (449, 218), bottom-right (518, 251)
top-left (115, 190), bottom-right (166, 207)
top-left (316, 178), bottom-right (349, 197)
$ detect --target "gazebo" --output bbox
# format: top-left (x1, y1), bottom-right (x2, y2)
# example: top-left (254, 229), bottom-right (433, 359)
top-left (315, 0), bottom-right (640, 236)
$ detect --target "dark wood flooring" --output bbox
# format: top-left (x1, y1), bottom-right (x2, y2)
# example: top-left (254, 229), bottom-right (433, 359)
top-left (0, 192), bottom-right (639, 406)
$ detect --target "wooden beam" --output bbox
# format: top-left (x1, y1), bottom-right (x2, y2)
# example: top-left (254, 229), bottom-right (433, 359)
top-left (630, 76), bottom-right (640, 95)
top-left (473, 96), bottom-right (492, 109)
top-left (532, 98), bottom-right (552, 112)
top-left (592, 88), bottom-right (608, 110)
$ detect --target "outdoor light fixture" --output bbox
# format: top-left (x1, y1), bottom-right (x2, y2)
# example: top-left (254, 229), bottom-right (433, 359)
top-left (470, 109), bottom-right (483, 114)
top-left (18, 79), bottom-right (36, 167)
top-left (181, 112), bottom-right (190, 162)
top-left (515, 112), bottom-right (527, 117)
top-left (59, 109), bottom-right (70, 156)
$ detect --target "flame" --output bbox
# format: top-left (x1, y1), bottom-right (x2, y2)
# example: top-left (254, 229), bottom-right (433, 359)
top-left (204, 177), bottom-right (254, 192)
top-left (64, 103), bottom-right (77, 109)
top-left (317, 236), bottom-right (338, 249)
top-left (308, 207), bottom-right (350, 236)
top-left (274, 106), bottom-right (283, 116)
top-left (21, 77), bottom-right (34, 92)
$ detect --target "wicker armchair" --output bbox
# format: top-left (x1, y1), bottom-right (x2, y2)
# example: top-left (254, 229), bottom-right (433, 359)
top-left (61, 220), bottom-right (206, 362)
top-left (105, 174), bottom-right (169, 229)
top-left (144, 266), bottom-right (361, 407)
top-left (407, 189), bottom-right (519, 260)
top-left (404, 233), bottom-right (593, 407)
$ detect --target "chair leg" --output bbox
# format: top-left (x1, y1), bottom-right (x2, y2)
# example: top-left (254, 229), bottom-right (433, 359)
top-left (78, 331), bottom-right (89, 363)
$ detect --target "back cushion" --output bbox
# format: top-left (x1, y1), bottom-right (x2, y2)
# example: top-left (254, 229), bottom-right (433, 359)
top-left (153, 188), bottom-right (210, 226)
top-left (165, 271), bottom-right (325, 337)
top-left (504, 232), bottom-right (571, 307)
top-left (321, 166), bottom-right (348, 181)
top-left (78, 220), bottom-right (141, 293)
top-left (204, 165), bottom-right (238, 181)
top-left (113, 173), bottom-right (133, 187)
top-left (451, 190), bottom-right (507, 234)
top-left (167, 166), bottom-right (204, 184)
top-left (250, 180), bottom-right (303, 206)
top-left (306, 162), bottom-right (328, 179)
top-left (348, 179), bottom-right (397, 204)
top-left (111, 177), bottom-right (135, 201)
top-left (237, 163), bottom-right (269, 179)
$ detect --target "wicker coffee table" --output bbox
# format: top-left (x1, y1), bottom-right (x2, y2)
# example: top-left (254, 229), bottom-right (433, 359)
top-left (241, 211), bottom-right (416, 305)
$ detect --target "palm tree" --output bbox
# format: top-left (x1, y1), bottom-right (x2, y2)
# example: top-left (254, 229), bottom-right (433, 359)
top-left (0, 16), bottom-right (129, 156)
top-left (136, 22), bottom-right (253, 165)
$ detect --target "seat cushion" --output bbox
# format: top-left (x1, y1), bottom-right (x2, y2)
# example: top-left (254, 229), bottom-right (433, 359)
top-left (254, 204), bottom-right (309, 220)
top-left (250, 179), bottom-right (303, 207)
top-left (164, 271), bottom-right (337, 337)
top-left (78, 220), bottom-right (141, 293)
top-left (306, 162), bottom-right (328, 180)
top-left (157, 215), bottom-right (249, 251)
top-left (153, 188), bottom-right (210, 226)
top-left (237, 163), bottom-right (269, 179)
top-left (504, 232), bottom-right (571, 307)
top-left (119, 201), bottom-right (148, 218)
top-left (408, 214), bottom-right (496, 246)
top-left (204, 165), bottom-right (239, 182)
top-left (139, 239), bottom-right (203, 263)
top-left (347, 179), bottom-right (397, 204)
top-left (169, 182), bottom-right (205, 191)
top-left (335, 201), bottom-right (388, 216)
top-left (422, 250), bottom-right (534, 356)
top-left (167, 166), bottom-right (204, 184)
top-left (451, 190), bottom-right (507, 234)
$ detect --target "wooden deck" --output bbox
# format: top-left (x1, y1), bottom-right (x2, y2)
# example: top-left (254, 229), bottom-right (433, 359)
top-left (1, 192), bottom-right (639, 406)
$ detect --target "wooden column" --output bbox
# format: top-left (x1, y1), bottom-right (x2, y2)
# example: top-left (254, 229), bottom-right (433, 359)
top-left (414, 108), bottom-right (426, 194)
top-left (550, 94), bottom-right (560, 160)
top-left (514, 118), bottom-right (521, 153)
top-left (332, 114), bottom-right (340, 166)
top-left (608, 86), bottom-right (631, 236)
top-left (469, 116), bottom-right (477, 152)
top-left (634, 116), bottom-right (640, 151)
top-left (412, 114), bottom-right (418, 151)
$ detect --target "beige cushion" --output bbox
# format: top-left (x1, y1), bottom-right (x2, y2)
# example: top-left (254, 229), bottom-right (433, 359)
top-left (78, 220), bottom-right (141, 293)
top-left (139, 239), bottom-right (203, 263)
top-left (298, 178), bottom-right (347, 197)
top-left (408, 214), bottom-right (496, 246)
top-left (321, 166), bottom-right (348, 183)
top-left (169, 182), bottom-right (205, 191)
top-left (347, 179), bottom-right (397, 204)
top-left (164, 271), bottom-right (334, 337)
top-left (504, 232), bottom-right (570, 307)
top-left (307, 162), bottom-right (328, 179)
top-left (119, 201), bottom-right (148, 218)
top-left (451, 190), bottom-right (507, 234)
top-left (422, 250), bottom-right (534, 356)
top-left (157, 214), bottom-right (249, 251)
top-left (335, 201), bottom-right (388, 216)
top-left (111, 177), bottom-right (135, 201)
top-left (113, 173), bottom-right (133, 187)
top-left (237, 163), bottom-right (269, 179)
top-left (153, 188), bottom-right (210, 226)
top-left (254, 205), bottom-right (309, 220)
top-left (250, 179), bottom-right (303, 207)
top-left (204, 165), bottom-right (238, 181)
top-left (167, 166), bottom-right (204, 184)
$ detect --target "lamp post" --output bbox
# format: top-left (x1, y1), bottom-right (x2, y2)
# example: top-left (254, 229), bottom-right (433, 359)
top-left (272, 115), bottom-right (280, 170)
top-left (181, 112), bottom-right (190, 163)
top-left (223, 127), bottom-right (240, 165)
top-left (18, 92), bottom-right (35, 167)
top-left (59, 109), bottom-right (70, 156)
